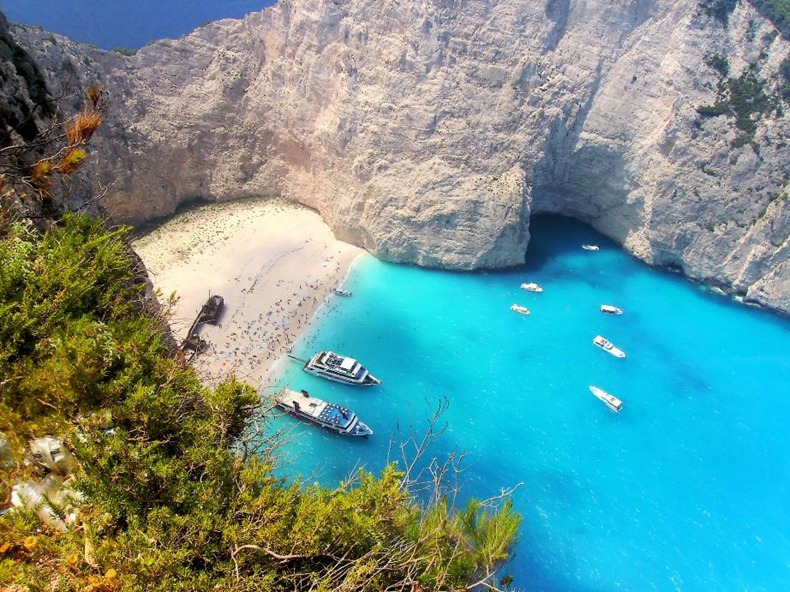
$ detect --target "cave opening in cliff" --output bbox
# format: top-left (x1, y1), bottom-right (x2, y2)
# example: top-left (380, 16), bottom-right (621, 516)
top-left (524, 213), bottom-right (604, 267)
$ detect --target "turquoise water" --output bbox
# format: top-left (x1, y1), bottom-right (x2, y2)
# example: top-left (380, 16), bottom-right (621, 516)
top-left (273, 215), bottom-right (790, 591)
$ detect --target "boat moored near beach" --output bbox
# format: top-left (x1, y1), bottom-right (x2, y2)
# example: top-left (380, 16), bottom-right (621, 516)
top-left (275, 389), bottom-right (373, 436)
top-left (520, 282), bottom-right (543, 292)
top-left (589, 385), bottom-right (623, 413)
top-left (333, 288), bottom-right (352, 297)
top-left (600, 304), bottom-right (623, 315)
top-left (593, 335), bottom-right (626, 358)
top-left (299, 351), bottom-right (381, 385)
top-left (510, 304), bottom-right (531, 315)
top-left (582, 244), bottom-right (600, 251)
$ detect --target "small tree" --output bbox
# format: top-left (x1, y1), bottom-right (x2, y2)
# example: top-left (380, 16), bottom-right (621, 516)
top-left (0, 82), bottom-right (108, 229)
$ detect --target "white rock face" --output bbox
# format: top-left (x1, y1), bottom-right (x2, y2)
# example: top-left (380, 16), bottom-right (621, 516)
top-left (11, 0), bottom-right (790, 312)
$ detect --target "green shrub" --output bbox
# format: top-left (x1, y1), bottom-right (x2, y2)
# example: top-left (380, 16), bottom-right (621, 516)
top-left (696, 102), bottom-right (730, 116)
top-left (696, 63), bottom-right (778, 147)
top-left (704, 53), bottom-right (730, 77)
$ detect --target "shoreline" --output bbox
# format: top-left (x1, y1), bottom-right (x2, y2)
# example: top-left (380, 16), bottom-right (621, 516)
top-left (131, 197), bottom-right (366, 390)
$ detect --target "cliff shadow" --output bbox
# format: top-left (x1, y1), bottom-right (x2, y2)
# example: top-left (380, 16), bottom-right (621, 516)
top-left (544, 0), bottom-right (655, 51)
top-left (543, 0), bottom-right (571, 51)
top-left (527, 60), bottom-right (641, 253)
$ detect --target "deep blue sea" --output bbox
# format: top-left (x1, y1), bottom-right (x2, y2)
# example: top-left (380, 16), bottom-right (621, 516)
top-left (273, 215), bottom-right (790, 591)
top-left (0, 1), bottom-right (277, 49)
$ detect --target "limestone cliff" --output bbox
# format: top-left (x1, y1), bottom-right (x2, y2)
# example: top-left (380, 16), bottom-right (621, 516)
top-left (9, 0), bottom-right (789, 313)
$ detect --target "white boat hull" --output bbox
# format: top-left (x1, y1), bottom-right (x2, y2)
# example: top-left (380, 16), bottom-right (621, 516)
top-left (304, 366), bottom-right (381, 386)
top-left (589, 385), bottom-right (623, 413)
top-left (520, 282), bottom-right (543, 292)
top-left (302, 351), bottom-right (381, 386)
top-left (593, 335), bottom-right (626, 358)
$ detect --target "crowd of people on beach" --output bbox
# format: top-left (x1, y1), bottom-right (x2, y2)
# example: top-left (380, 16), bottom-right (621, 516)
top-left (193, 251), bottom-right (353, 386)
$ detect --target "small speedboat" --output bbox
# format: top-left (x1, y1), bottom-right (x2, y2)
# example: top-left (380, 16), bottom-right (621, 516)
top-left (593, 335), bottom-right (626, 358)
top-left (600, 304), bottom-right (623, 315)
top-left (510, 304), bottom-right (530, 315)
top-left (589, 385), bottom-right (623, 413)
top-left (333, 288), bottom-right (352, 297)
top-left (582, 244), bottom-right (600, 251)
top-left (520, 282), bottom-right (543, 293)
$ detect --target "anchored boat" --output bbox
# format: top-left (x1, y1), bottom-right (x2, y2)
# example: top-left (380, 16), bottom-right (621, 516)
top-left (582, 244), bottom-right (600, 251)
top-left (589, 385), bottom-right (623, 413)
top-left (593, 335), bottom-right (626, 358)
top-left (600, 304), bottom-right (623, 315)
top-left (510, 304), bottom-right (531, 315)
top-left (520, 282), bottom-right (543, 293)
top-left (293, 351), bottom-right (381, 386)
top-left (275, 389), bottom-right (373, 436)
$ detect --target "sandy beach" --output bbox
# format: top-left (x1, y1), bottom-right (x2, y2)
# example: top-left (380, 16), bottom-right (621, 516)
top-left (132, 198), bottom-right (365, 389)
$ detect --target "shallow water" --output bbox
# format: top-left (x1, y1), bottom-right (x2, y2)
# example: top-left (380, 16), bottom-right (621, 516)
top-left (273, 215), bottom-right (790, 591)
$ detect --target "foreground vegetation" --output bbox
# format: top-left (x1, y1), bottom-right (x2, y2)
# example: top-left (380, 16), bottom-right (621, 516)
top-left (0, 212), bottom-right (520, 590)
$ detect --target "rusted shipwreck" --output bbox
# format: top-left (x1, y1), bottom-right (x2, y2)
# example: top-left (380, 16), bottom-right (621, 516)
top-left (181, 294), bottom-right (224, 359)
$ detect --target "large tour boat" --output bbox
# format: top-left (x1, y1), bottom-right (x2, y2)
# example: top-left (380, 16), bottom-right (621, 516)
top-left (593, 335), bottom-right (626, 358)
top-left (589, 385), bottom-right (623, 413)
top-left (300, 351), bottom-right (381, 386)
top-left (275, 389), bottom-right (373, 436)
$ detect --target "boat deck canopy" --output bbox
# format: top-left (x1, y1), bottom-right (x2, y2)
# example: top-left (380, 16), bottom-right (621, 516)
top-left (339, 357), bottom-right (357, 371)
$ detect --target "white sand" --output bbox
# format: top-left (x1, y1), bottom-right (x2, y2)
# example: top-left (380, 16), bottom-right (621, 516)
top-left (132, 198), bottom-right (365, 389)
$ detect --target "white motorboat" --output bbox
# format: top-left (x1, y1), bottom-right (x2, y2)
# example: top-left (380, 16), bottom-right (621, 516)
top-left (600, 304), bottom-right (623, 315)
top-left (297, 351), bottom-right (381, 386)
top-left (582, 244), bottom-right (600, 251)
top-left (520, 282), bottom-right (543, 293)
top-left (589, 385), bottom-right (623, 413)
top-left (510, 304), bottom-right (530, 315)
top-left (593, 335), bottom-right (626, 358)
top-left (333, 288), bottom-right (352, 297)
top-left (275, 389), bottom-right (373, 436)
